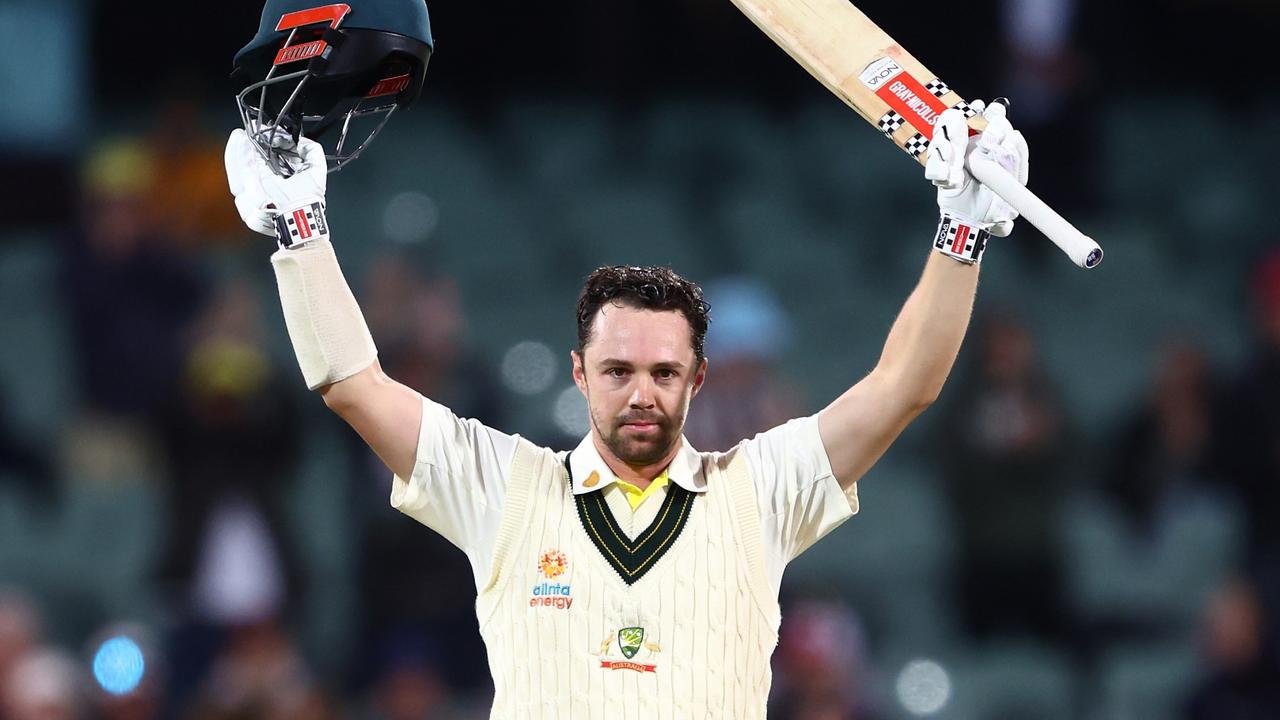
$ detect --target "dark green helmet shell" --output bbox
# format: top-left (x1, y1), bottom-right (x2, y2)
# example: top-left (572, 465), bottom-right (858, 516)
top-left (232, 0), bottom-right (433, 174)
top-left (234, 0), bottom-right (432, 68)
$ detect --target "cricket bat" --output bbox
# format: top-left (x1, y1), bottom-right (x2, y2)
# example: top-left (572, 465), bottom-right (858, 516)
top-left (728, 0), bottom-right (1103, 269)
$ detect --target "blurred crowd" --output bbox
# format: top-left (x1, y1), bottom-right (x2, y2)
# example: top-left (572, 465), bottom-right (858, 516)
top-left (2, 116), bottom-right (1279, 717)
top-left (2, 0), bottom-right (1280, 717)
top-left (0, 108), bottom-right (504, 718)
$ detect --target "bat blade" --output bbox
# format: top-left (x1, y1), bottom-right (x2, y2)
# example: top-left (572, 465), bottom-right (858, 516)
top-left (728, 0), bottom-right (1103, 268)
top-left (728, 0), bottom-right (968, 162)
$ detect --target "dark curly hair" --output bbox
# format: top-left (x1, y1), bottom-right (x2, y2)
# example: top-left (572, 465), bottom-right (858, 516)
top-left (576, 265), bottom-right (711, 362)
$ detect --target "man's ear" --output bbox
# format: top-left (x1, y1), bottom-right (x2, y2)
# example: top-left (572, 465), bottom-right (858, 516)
top-left (571, 350), bottom-right (587, 394)
top-left (691, 357), bottom-right (708, 398)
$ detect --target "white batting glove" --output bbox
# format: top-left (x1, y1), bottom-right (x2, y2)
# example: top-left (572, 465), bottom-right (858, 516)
top-left (224, 129), bottom-right (330, 248)
top-left (925, 100), bottom-right (1030, 259)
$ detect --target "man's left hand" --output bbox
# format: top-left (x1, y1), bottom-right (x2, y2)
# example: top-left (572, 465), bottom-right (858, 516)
top-left (225, 129), bottom-right (329, 247)
top-left (925, 99), bottom-right (1030, 238)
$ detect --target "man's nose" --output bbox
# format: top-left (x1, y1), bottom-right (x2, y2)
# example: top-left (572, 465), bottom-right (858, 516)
top-left (629, 376), bottom-right (656, 408)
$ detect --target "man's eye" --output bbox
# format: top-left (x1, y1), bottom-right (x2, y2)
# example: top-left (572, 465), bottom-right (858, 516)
top-left (606, 368), bottom-right (627, 378)
top-left (656, 369), bottom-right (676, 379)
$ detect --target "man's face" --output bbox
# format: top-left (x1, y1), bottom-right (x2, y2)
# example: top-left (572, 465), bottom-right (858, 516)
top-left (572, 303), bottom-right (707, 467)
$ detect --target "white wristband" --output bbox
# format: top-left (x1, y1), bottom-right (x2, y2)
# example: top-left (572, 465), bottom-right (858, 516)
top-left (272, 197), bottom-right (330, 249)
top-left (933, 214), bottom-right (991, 265)
top-left (271, 238), bottom-right (377, 390)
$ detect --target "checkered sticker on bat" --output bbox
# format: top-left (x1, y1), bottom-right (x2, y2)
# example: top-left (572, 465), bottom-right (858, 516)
top-left (878, 110), bottom-right (905, 137)
top-left (904, 133), bottom-right (930, 157)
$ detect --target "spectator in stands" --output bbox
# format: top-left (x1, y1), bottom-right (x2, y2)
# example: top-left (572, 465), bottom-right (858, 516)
top-left (96, 689), bottom-right (161, 720)
top-left (349, 257), bottom-right (501, 695)
top-left (363, 635), bottom-right (472, 720)
top-left (936, 310), bottom-right (1072, 641)
top-left (770, 600), bottom-right (880, 720)
top-left (1215, 247), bottom-right (1280, 675)
top-left (1105, 338), bottom-right (1220, 536)
top-left (2, 648), bottom-right (82, 720)
top-left (682, 277), bottom-right (803, 452)
top-left (1216, 249), bottom-right (1280, 562)
top-left (359, 257), bottom-right (503, 427)
top-left (154, 279), bottom-right (302, 709)
top-left (1186, 578), bottom-right (1280, 719)
top-left (59, 139), bottom-right (209, 495)
top-left (145, 95), bottom-right (244, 249)
top-left (182, 619), bottom-right (337, 720)
top-left (996, 0), bottom-right (1095, 221)
top-left (62, 139), bottom-right (208, 421)
top-left (0, 591), bottom-right (41, 695)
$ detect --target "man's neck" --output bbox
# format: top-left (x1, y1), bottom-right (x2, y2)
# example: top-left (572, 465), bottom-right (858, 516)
top-left (590, 433), bottom-right (681, 491)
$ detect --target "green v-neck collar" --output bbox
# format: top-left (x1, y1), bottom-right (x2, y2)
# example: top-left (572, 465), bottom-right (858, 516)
top-left (564, 453), bottom-right (697, 585)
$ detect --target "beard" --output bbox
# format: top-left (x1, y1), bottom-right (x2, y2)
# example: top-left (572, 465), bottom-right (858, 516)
top-left (595, 409), bottom-right (681, 467)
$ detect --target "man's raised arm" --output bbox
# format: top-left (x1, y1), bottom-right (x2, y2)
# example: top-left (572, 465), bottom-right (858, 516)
top-left (226, 129), bottom-right (422, 480)
top-left (818, 100), bottom-right (1029, 489)
top-left (318, 362), bottom-right (421, 480)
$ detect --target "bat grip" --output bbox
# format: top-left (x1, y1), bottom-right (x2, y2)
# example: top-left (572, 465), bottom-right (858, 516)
top-left (967, 155), bottom-right (1103, 269)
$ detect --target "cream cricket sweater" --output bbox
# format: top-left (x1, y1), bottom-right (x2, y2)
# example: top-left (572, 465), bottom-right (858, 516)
top-left (476, 437), bottom-right (780, 719)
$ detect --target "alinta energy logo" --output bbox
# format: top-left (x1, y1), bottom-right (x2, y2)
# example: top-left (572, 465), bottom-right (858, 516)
top-left (529, 549), bottom-right (572, 610)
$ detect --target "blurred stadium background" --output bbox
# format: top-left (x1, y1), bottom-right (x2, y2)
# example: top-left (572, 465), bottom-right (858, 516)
top-left (1, 0), bottom-right (1279, 717)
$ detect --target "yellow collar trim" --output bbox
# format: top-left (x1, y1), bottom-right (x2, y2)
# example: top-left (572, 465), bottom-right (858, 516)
top-left (615, 470), bottom-right (670, 511)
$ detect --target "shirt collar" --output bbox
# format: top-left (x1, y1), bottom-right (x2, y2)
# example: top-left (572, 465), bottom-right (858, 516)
top-left (569, 433), bottom-right (706, 495)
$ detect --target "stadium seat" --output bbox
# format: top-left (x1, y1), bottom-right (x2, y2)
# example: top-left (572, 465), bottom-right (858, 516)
top-left (1061, 485), bottom-right (1242, 631)
top-left (786, 457), bottom-right (957, 649)
top-left (1095, 641), bottom-right (1199, 720)
top-left (643, 99), bottom-right (792, 184)
top-left (0, 237), bottom-right (74, 440)
top-left (946, 641), bottom-right (1078, 720)
top-left (560, 180), bottom-right (702, 275)
top-left (499, 98), bottom-right (617, 189)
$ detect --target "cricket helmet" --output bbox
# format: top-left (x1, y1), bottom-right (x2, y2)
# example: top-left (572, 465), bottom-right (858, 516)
top-left (232, 0), bottom-right (433, 176)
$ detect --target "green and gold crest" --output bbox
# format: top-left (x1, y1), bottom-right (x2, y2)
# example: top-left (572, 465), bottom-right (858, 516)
top-left (618, 627), bottom-right (645, 660)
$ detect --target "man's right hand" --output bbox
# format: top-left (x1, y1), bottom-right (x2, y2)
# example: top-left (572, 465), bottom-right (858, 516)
top-left (224, 129), bottom-right (330, 248)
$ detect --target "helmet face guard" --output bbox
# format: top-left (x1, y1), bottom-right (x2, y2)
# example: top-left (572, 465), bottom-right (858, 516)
top-left (233, 2), bottom-right (432, 176)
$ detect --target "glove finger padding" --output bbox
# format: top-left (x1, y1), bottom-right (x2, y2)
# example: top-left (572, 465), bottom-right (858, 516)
top-left (1007, 127), bottom-right (1029, 186)
top-left (930, 97), bottom-right (1032, 252)
top-left (225, 130), bottom-right (331, 244)
top-left (235, 195), bottom-right (278, 237)
top-left (224, 129), bottom-right (249, 197)
top-left (225, 130), bottom-right (279, 237)
top-left (256, 136), bottom-right (327, 207)
top-left (975, 104), bottom-right (1030, 237)
top-left (297, 137), bottom-right (329, 194)
top-left (925, 107), bottom-right (971, 190)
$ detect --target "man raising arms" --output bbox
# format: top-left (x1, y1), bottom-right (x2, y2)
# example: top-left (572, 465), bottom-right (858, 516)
top-left (226, 95), bottom-right (1026, 717)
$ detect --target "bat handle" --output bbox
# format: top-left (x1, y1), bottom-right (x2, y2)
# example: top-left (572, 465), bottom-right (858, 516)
top-left (967, 155), bottom-right (1103, 269)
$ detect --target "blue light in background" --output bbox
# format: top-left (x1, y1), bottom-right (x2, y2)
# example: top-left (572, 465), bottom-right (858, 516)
top-left (92, 636), bottom-right (145, 695)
